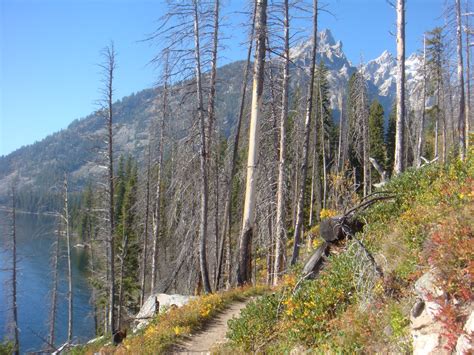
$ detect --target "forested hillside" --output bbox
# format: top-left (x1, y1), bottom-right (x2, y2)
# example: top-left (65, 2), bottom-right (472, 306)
top-left (1, 0), bottom-right (472, 353)
top-left (76, 150), bottom-right (474, 354)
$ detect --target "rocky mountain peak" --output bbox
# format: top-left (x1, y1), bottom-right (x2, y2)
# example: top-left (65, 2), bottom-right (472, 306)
top-left (319, 28), bottom-right (336, 46)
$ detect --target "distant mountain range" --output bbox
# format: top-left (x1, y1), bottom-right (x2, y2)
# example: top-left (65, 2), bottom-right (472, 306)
top-left (0, 29), bottom-right (423, 203)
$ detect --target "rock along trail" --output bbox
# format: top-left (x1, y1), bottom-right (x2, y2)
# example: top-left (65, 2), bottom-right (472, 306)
top-left (171, 300), bottom-right (248, 354)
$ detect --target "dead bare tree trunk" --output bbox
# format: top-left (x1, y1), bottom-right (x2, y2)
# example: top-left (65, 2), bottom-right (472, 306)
top-left (465, 3), bottom-right (471, 152)
top-left (273, 0), bottom-right (290, 286)
top-left (207, 0), bottom-right (220, 291)
top-left (216, 3), bottom-right (256, 290)
top-left (140, 147), bottom-right (151, 306)
top-left (117, 229), bottom-right (128, 329)
top-left (237, 0), bottom-right (267, 286)
top-left (319, 83), bottom-right (329, 204)
top-left (416, 35), bottom-right (427, 167)
top-left (456, 0), bottom-right (466, 160)
top-left (393, 0), bottom-right (406, 175)
top-left (10, 184), bottom-right (19, 355)
top-left (63, 174), bottom-right (73, 343)
top-left (151, 52), bottom-right (168, 294)
top-left (99, 43), bottom-right (117, 333)
top-left (192, 0), bottom-right (212, 293)
top-left (308, 140), bottom-right (321, 228)
top-left (290, 0), bottom-right (318, 266)
top-left (48, 224), bottom-right (60, 351)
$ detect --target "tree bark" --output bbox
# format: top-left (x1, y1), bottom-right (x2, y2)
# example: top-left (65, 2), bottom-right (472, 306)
top-left (151, 53), bottom-right (168, 293)
top-left (192, 0), bottom-right (212, 293)
top-left (237, 0), bottom-right (267, 286)
top-left (273, 0), bottom-right (290, 286)
top-left (465, 2), bottom-right (471, 154)
top-left (216, 3), bottom-right (256, 290)
top-left (64, 174), bottom-right (73, 343)
top-left (48, 223), bottom-right (60, 351)
top-left (415, 36), bottom-right (427, 168)
top-left (117, 228), bottom-right (128, 329)
top-left (140, 147), bottom-right (151, 306)
top-left (207, 0), bottom-right (220, 291)
top-left (393, 0), bottom-right (406, 175)
top-left (100, 43), bottom-right (117, 333)
top-left (11, 185), bottom-right (19, 355)
top-left (319, 83), bottom-right (329, 204)
top-left (456, 0), bottom-right (466, 160)
top-left (290, 0), bottom-right (318, 266)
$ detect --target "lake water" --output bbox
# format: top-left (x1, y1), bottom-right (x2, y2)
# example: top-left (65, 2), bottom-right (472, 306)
top-left (0, 211), bottom-right (95, 353)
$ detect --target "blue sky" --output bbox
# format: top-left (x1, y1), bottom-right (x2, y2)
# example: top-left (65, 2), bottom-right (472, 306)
top-left (0, 0), bottom-right (445, 156)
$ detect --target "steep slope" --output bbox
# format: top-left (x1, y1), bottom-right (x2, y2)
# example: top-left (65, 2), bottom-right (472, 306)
top-left (224, 155), bottom-right (474, 353)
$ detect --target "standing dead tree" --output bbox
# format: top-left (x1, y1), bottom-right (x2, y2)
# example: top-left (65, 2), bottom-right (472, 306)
top-left (62, 174), bottom-right (73, 343)
top-left (150, 51), bottom-right (169, 294)
top-left (47, 221), bottom-right (60, 351)
top-left (9, 183), bottom-right (20, 355)
top-left (139, 146), bottom-right (151, 306)
top-left (98, 42), bottom-right (117, 332)
top-left (464, 4), bottom-right (471, 152)
top-left (393, 0), bottom-right (406, 175)
top-left (455, 0), bottom-right (467, 160)
top-left (291, 0), bottom-right (318, 266)
top-left (192, 0), bottom-right (213, 293)
top-left (426, 27), bottom-right (445, 161)
top-left (149, 0), bottom-right (217, 293)
top-left (215, 2), bottom-right (256, 290)
top-left (237, 0), bottom-right (268, 285)
top-left (348, 70), bottom-right (370, 196)
top-left (273, 0), bottom-right (290, 285)
top-left (206, 0), bottom-right (222, 291)
top-left (415, 36), bottom-right (428, 168)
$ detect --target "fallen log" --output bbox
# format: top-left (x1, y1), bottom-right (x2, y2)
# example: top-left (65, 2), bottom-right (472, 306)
top-left (301, 193), bottom-right (394, 285)
top-left (302, 242), bottom-right (329, 278)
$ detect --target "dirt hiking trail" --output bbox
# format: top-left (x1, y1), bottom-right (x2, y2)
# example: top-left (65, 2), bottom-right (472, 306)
top-left (171, 300), bottom-right (248, 354)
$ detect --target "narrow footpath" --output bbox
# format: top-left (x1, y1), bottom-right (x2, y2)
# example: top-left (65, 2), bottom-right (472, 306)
top-left (171, 301), bottom-right (248, 354)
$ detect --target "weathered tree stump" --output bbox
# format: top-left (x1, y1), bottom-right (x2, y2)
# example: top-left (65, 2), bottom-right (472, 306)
top-left (319, 217), bottom-right (344, 242)
top-left (319, 216), bottom-right (364, 243)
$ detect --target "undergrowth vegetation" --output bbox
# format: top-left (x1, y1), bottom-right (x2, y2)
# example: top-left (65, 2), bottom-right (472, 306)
top-left (225, 154), bottom-right (474, 353)
top-left (72, 286), bottom-right (268, 354)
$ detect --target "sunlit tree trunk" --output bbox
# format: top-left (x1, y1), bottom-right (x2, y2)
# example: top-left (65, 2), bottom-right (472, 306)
top-left (216, 3), bottom-right (256, 290)
top-left (237, 0), bottom-right (267, 286)
top-left (393, 0), bottom-right (406, 175)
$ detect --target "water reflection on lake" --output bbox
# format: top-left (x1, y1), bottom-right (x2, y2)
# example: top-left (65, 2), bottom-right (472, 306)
top-left (0, 211), bottom-right (95, 353)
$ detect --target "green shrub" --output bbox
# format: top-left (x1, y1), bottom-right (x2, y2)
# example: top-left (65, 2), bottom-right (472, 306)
top-left (227, 294), bottom-right (280, 352)
top-left (0, 341), bottom-right (14, 355)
